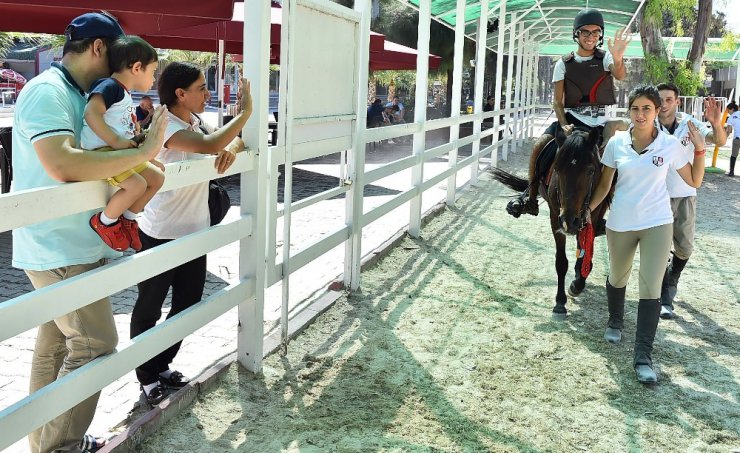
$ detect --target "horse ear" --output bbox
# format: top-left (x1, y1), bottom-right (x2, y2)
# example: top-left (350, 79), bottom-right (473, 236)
top-left (588, 127), bottom-right (602, 149)
top-left (554, 127), bottom-right (566, 149)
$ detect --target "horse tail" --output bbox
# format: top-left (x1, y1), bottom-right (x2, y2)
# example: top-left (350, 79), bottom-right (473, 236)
top-left (489, 167), bottom-right (529, 193)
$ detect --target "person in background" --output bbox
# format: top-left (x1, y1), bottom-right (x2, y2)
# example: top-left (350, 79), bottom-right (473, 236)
top-left (366, 98), bottom-right (384, 128)
top-left (82, 36), bottom-right (165, 253)
top-left (391, 95), bottom-right (405, 122)
top-left (726, 101), bottom-right (740, 177)
top-left (587, 85), bottom-right (706, 384)
top-left (655, 83), bottom-right (727, 319)
top-left (136, 95), bottom-right (155, 130)
top-left (130, 62), bottom-right (251, 406)
top-left (11, 12), bottom-right (167, 452)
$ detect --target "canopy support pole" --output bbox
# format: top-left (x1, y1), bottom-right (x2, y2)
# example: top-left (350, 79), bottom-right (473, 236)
top-left (446, 0), bottom-right (467, 206)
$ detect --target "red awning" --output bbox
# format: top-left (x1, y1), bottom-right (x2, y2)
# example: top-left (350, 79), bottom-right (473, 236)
top-left (143, 6), bottom-right (438, 71)
top-left (0, 1), bottom-right (235, 35)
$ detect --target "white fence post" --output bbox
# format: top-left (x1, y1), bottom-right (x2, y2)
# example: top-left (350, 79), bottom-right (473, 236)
top-left (238, 0), bottom-right (270, 372)
top-left (491, 1), bottom-right (507, 168)
top-left (513, 21), bottom-right (525, 153)
top-left (503, 14), bottom-right (517, 161)
top-left (345, 0), bottom-right (371, 290)
top-left (469, 0), bottom-right (488, 185)
top-left (445, 0), bottom-right (466, 206)
top-left (408, 0), bottom-right (430, 238)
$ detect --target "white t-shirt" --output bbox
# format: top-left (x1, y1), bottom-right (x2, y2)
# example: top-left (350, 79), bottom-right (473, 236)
top-left (727, 111), bottom-right (740, 140)
top-left (138, 112), bottom-right (211, 239)
top-left (659, 113), bottom-right (710, 198)
top-left (601, 129), bottom-right (690, 232)
top-left (552, 51), bottom-right (615, 128)
top-left (80, 78), bottom-right (137, 150)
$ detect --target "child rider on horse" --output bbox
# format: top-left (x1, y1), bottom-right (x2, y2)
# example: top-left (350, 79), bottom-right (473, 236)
top-left (509, 8), bottom-right (631, 217)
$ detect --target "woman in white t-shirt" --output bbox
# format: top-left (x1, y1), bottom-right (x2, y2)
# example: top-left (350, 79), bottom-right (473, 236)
top-left (587, 85), bottom-right (705, 384)
top-left (130, 62), bottom-right (253, 405)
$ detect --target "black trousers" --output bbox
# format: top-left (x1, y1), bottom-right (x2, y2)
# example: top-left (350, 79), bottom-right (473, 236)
top-left (130, 231), bottom-right (207, 385)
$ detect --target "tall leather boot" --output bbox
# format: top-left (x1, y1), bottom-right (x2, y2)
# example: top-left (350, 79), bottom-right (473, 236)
top-left (634, 298), bottom-right (661, 384)
top-left (729, 156), bottom-right (736, 176)
top-left (660, 255), bottom-right (688, 319)
top-left (604, 280), bottom-right (626, 344)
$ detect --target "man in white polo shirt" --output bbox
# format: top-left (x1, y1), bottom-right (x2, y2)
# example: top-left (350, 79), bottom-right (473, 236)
top-left (12, 12), bottom-right (166, 452)
top-left (656, 83), bottom-right (727, 319)
top-left (726, 102), bottom-right (739, 176)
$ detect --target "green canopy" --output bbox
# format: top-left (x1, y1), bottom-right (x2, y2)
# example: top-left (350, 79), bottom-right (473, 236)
top-left (400, 0), bottom-right (645, 53)
top-left (395, 1), bottom-right (740, 62)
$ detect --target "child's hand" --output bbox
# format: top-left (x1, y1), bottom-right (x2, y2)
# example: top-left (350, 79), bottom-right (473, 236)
top-left (113, 137), bottom-right (138, 150)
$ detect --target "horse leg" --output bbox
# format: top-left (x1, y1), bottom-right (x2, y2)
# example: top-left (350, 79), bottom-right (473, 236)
top-left (569, 256), bottom-right (587, 297)
top-left (552, 213), bottom-right (569, 319)
top-left (521, 134), bottom-right (553, 216)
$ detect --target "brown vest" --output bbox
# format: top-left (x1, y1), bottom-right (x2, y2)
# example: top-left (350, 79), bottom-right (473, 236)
top-left (562, 49), bottom-right (616, 108)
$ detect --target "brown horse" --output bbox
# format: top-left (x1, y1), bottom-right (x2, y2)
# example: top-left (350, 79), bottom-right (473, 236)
top-left (491, 128), bottom-right (611, 318)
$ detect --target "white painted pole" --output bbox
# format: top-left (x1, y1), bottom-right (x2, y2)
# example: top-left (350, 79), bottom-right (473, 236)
top-left (518, 38), bottom-right (530, 149)
top-left (217, 39), bottom-right (225, 127)
top-left (445, 0), bottom-right (466, 206)
top-left (278, 0), bottom-right (298, 354)
top-left (529, 51), bottom-right (539, 137)
top-left (238, 0), bottom-right (270, 373)
top-left (503, 14), bottom-right (517, 161)
top-left (345, 0), bottom-right (371, 290)
top-left (513, 21), bottom-right (525, 152)
top-left (469, 0), bottom-right (488, 184)
top-left (491, 0), bottom-right (507, 168)
top-left (408, 0), bottom-right (430, 238)
top-left (735, 58), bottom-right (740, 104)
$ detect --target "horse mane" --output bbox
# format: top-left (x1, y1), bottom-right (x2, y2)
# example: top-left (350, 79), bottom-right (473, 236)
top-left (553, 131), bottom-right (597, 170)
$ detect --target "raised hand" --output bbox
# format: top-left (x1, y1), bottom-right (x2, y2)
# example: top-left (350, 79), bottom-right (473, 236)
top-left (607, 27), bottom-right (631, 60)
top-left (141, 105), bottom-right (169, 160)
top-left (687, 120), bottom-right (705, 151)
top-left (239, 79), bottom-right (253, 116)
top-left (703, 97), bottom-right (722, 126)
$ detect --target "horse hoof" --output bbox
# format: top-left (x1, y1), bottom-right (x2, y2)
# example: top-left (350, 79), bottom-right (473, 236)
top-left (552, 305), bottom-right (567, 320)
top-left (551, 312), bottom-right (567, 321)
top-left (568, 281), bottom-right (584, 298)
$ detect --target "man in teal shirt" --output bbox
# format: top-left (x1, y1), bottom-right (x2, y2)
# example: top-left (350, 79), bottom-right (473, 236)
top-left (12, 12), bottom-right (166, 452)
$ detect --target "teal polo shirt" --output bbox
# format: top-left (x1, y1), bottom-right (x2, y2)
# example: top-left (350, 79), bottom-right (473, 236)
top-left (12, 63), bottom-right (120, 270)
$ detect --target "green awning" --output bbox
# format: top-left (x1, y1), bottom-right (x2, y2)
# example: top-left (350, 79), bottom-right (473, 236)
top-left (399, 0), bottom-right (644, 54)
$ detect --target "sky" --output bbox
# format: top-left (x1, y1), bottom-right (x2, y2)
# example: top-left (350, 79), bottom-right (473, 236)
top-left (714, 0), bottom-right (740, 35)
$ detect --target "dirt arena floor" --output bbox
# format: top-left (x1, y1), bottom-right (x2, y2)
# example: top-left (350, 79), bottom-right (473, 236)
top-left (139, 144), bottom-right (740, 452)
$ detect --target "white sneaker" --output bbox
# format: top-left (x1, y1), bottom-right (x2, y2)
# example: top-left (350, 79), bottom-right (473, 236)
top-left (387, 139), bottom-right (396, 144)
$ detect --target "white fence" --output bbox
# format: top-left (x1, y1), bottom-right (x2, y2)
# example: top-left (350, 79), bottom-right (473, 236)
top-left (0, 0), bottom-right (540, 449)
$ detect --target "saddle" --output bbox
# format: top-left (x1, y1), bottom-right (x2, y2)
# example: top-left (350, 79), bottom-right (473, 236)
top-left (534, 139), bottom-right (559, 191)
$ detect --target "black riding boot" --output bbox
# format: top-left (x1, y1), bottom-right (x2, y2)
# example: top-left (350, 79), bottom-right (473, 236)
top-left (660, 255), bottom-right (688, 318)
top-left (604, 280), bottom-right (626, 344)
top-left (634, 298), bottom-right (661, 384)
top-left (729, 156), bottom-right (736, 176)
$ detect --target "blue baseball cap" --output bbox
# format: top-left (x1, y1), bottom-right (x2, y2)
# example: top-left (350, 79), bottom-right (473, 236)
top-left (64, 12), bottom-right (125, 42)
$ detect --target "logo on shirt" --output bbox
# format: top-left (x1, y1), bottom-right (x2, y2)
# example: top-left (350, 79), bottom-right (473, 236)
top-left (680, 135), bottom-right (691, 147)
top-left (652, 156), bottom-right (664, 167)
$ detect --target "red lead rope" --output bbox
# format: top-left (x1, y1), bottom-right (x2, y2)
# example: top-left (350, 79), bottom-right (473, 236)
top-left (577, 222), bottom-right (594, 278)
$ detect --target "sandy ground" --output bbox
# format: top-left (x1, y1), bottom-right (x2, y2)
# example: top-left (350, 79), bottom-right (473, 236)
top-left (137, 142), bottom-right (740, 452)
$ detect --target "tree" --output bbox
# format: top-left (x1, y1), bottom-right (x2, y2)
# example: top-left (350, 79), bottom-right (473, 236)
top-left (686, 0), bottom-right (712, 74)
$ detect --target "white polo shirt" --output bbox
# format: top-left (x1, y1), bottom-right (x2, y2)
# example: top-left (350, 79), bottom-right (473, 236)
top-left (12, 63), bottom-right (120, 270)
top-left (602, 129), bottom-right (690, 232)
top-left (727, 111), bottom-right (740, 140)
top-left (138, 112), bottom-right (210, 239)
top-left (659, 113), bottom-right (710, 198)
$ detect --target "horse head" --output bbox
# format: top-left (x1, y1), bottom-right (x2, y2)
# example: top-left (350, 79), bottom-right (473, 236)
top-left (552, 127), bottom-right (601, 235)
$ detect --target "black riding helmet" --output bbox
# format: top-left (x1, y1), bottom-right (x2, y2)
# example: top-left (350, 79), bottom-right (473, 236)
top-left (573, 8), bottom-right (605, 46)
